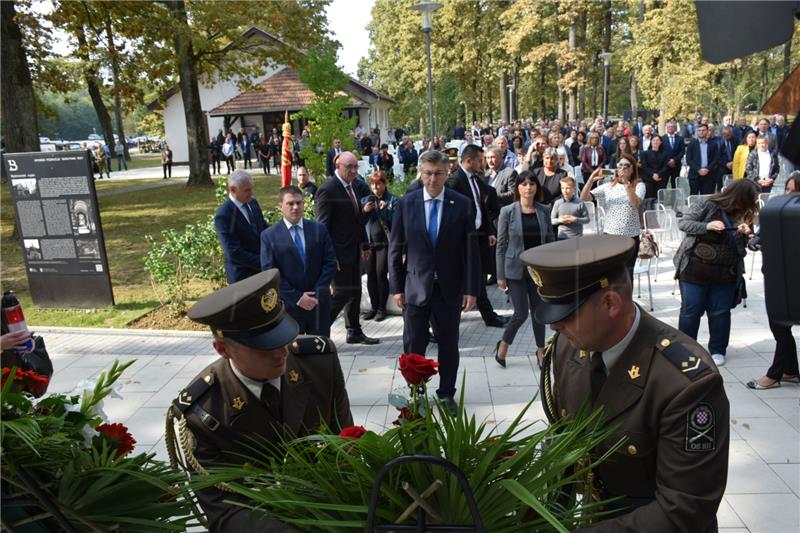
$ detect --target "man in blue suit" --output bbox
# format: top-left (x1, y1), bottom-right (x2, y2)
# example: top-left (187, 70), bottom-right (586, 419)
top-left (261, 185), bottom-right (337, 336)
top-left (662, 120), bottom-right (686, 189)
top-left (685, 123), bottom-right (720, 195)
top-left (214, 169), bottom-right (269, 284)
top-left (325, 138), bottom-right (343, 178)
top-left (389, 149), bottom-right (480, 415)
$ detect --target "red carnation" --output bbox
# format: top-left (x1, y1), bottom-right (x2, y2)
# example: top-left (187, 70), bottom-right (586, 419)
top-left (95, 423), bottom-right (136, 458)
top-left (398, 353), bottom-right (438, 385)
top-left (339, 425), bottom-right (367, 440)
top-left (497, 450), bottom-right (518, 461)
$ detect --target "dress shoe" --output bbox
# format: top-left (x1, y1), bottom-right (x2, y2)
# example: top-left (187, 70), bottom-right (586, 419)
top-left (494, 340), bottom-right (506, 368)
top-left (438, 396), bottom-right (458, 417)
top-left (362, 309), bottom-right (377, 320)
top-left (374, 310), bottom-right (386, 322)
top-left (346, 332), bottom-right (380, 345)
top-left (485, 316), bottom-right (509, 328)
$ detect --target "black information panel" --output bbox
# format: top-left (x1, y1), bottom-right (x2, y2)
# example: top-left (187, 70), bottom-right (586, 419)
top-left (4, 151), bottom-right (114, 308)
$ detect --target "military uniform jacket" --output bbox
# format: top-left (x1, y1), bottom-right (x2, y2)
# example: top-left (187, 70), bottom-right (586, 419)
top-left (548, 309), bottom-right (729, 533)
top-left (173, 336), bottom-right (353, 532)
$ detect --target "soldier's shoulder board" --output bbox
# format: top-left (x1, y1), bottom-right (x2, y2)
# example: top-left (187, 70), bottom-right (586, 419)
top-left (656, 337), bottom-right (710, 380)
top-left (172, 373), bottom-right (215, 414)
top-left (290, 335), bottom-right (334, 356)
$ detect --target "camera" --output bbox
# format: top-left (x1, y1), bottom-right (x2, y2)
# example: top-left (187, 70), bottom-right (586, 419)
top-left (367, 195), bottom-right (379, 204)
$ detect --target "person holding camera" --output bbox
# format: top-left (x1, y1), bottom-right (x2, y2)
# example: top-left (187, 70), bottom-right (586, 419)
top-left (361, 172), bottom-right (397, 322)
top-left (580, 152), bottom-right (645, 278)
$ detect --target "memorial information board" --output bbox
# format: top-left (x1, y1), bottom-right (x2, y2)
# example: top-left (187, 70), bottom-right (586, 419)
top-left (4, 151), bottom-right (114, 308)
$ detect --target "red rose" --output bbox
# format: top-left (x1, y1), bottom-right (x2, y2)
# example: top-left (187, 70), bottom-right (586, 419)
top-left (392, 407), bottom-right (424, 426)
top-left (339, 425), bottom-right (367, 439)
top-left (95, 422), bottom-right (136, 458)
top-left (497, 450), bottom-right (517, 461)
top-left (398, 353), bottom-right (438, 385)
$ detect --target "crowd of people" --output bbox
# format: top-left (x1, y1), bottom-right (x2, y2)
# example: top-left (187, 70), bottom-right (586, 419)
top-left (201, 110), bottom-right (797, 528)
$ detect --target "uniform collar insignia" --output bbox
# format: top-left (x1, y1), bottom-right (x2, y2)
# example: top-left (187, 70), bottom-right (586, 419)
top-left (289, 369), bottom-right (300, 383)
top-left (628, 365), bottom-right (641, 380)
top-left (232, 396), bottom-right (246, 410)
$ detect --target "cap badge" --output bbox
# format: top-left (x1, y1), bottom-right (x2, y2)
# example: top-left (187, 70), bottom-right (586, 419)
top-left (289, 369), bottom-right (300, 383)
top-left (628, 365), bottom-right (641, 380)
top-left (232, 396), bottom-right (246, 410)
top-left (528, 267), bottom-right (543, 287)
top-left (260, 288), bottom-right (278, 312)
top-left (579, 350), bottom-right (588, 359)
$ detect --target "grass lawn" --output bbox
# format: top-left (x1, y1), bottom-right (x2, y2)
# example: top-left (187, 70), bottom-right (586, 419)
top-left (123, 154), bottom-right (162, 170)
top-left (1, 174), bottom-right (283, 328)
top-left (94, 178), bottom-right (175, 194)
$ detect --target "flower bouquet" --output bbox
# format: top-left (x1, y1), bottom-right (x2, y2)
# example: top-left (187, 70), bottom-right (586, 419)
top-left (199, 353), bottom-right (621, 531)
top-left (1, 360), bottom-right (190, 532)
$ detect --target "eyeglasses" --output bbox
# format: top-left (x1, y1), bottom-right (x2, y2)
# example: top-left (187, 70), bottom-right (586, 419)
top-left (616, 163), bottom-right (632, 169)
top-left (421, 171), bottom-right (447, 178)
top-left (342, 164), bottom-right (359, 170)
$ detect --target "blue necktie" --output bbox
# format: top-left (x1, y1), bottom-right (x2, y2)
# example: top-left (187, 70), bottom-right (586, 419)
top-left (428, 199), bottom-right (439, 247)
top-left (292, 225), bottom-right (306, 266)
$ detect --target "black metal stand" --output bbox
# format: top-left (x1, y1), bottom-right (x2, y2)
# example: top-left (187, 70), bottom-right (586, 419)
top-left (364, 455), bottom-right (485, 533)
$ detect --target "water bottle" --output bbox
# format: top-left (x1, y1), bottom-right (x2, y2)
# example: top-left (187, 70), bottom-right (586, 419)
top-left (2, 291), bottom-right (35, 353)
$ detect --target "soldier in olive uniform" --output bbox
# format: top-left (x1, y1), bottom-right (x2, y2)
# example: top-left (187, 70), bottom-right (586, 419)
top-left (167, 269), bottom-right (353, 532)
top-left (523, 235), bottom-right (729, 532)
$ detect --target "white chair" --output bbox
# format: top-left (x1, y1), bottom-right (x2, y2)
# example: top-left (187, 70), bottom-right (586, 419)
top-left (358, 161), bottom-right (371, 177)
top-left (595, 205), bottom-right (606, 234)
top-left (675, 177), bottom-right (691, 198)
top-left (633, 257), bottom-right (654, 311)
top-left (657, 188), bottom-right (685, 213)
top-left (721, 175), bottom-right (735, 191)
top-left (643, 209), bottom-right (676, 281)
top-left (687, 194), bottom-right (713, 209)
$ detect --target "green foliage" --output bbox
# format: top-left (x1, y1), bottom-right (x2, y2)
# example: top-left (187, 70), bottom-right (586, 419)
top-left (143, 182), bottom-right (228, 315)
top-left (293, 48), bottom-right (357, 180)
top-left (37, 90), bottom-right (104, 140)
top-left (199, 372), bottom-right (621, 531)
top-left (1, 361), bottom-right (190, 531)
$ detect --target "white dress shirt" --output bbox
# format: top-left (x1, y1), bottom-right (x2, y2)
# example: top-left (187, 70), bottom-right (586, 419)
top-left (229, 360), bottom-right (281, 398)
top-left (460, 165), bottom-right (482, 230)
top-left (597, 306), bottom-right (642, 374)
top-left (423, 187), bottom-right (445, 237)
top-left (283, 217), bottom-right (305, 249)
top-left (229, 193), bottom-right (252, 223)
top-left (757, 150), bottom-right (771, 179)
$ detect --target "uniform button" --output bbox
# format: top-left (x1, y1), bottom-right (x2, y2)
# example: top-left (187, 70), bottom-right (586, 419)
top-left (628, 444), bottom-right (638, 456)
top-left (660, 339), bottom-right (671, 348)
top-left (561, 409), bottom-right (567, 418)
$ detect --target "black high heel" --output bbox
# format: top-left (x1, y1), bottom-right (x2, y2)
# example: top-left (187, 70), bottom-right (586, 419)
top-left (494, 340), bottom-right (506, 368)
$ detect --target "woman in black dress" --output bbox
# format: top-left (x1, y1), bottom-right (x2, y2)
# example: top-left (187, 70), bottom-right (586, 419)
top-left (640, 135), bottom-right (670, 199)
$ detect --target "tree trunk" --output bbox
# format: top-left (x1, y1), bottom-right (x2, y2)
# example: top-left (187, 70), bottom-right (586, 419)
top-left (104, 15), bottom-right (130, 161)
top-left (540, 68), bottom-right (546, 119)
top-left (75, 26), bottom-right (115, 154)
top-left (630, 0), bottom-right (644, 119)
top-left (568, 19), bottom-right (577, 122)
top-left (578, 9), bottom-right (587, 120)
top-left (488, 82), bottom-right (493, 125)
top-left (1, 0), bottom-right (40, 157)
top-left (603, 2), bottom-right (612, 117)
top-left (165, 0), bottom-right (212, 187)
top-left (499, 72), bottom-right (508, 124)
top-left (784, 40), bottom-right (792, 80)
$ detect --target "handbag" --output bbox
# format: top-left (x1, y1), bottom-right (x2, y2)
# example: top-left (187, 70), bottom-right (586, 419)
top-left (689, 211), bottom-right (738, 266)
top-left (638, 230), bottom-right (660, 259)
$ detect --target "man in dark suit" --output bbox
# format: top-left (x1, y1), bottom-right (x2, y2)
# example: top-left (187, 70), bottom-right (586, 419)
top-left (315, 151), bottom-right (379, 345)
top-left (171, 269), bottom-right (352, 531)
top-left (686, 123), bottom-right (720, 195)
top-left (214, 169), bottom-right (269, 284)
top-left (446, 144), bottom-right (507, 328)
top-left (325, 138), bottom-right (343, 178)
top-left (389, 149), bottom-right (480, 414)
top-left (718, 126), bottom-right (737, 187)
top-left (261, 186), bottom-right (337, 336)
top-left (662, 120), bottom-right (686, 189)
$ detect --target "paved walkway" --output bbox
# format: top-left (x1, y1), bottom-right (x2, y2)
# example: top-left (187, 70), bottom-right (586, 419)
top-left (35, 251), bottom-right (798, 532)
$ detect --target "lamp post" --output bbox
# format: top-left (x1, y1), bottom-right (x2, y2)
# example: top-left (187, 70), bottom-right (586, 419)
top-left (507, 83), bottom-right (515, 123)
top-left (409, 2), bottom-right (442, 142)
top-left (598, 51), bottom-right (613, 123)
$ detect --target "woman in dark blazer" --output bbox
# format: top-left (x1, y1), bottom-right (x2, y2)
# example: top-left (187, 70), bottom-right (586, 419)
top-left (494, 171), bottom-right (554, 368)
top-left (361, 171), bottom-right (397, 321)
top-left (533, 147), bottom-right (568, 205)
top-left (580, 131), bottom-right (606, 187)
top-left (745, 135), bottom-right (779, 192)
top-left (640, 135), bottom-right (671, 199)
